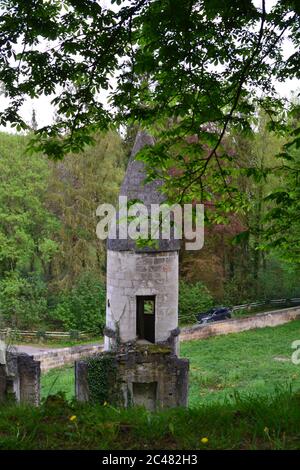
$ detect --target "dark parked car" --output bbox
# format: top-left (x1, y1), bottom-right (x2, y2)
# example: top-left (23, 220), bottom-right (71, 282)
top-left (196, 306), bottom-right (232, 324)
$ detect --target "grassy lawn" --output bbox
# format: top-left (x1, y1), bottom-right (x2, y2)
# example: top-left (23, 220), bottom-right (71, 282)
top-left (40, 320), bottom-right (300, 406)
top-left (1, 391), bottom-right (300, 449)
top-left (6, 320), bottom-right (300, 450)
top-left (181, 319), bottom-right (300, 406)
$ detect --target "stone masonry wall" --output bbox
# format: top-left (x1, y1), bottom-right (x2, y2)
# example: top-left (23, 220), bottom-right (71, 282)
top-left (76, 346), bottom-right (189, 410)
top-left (180, 306), bottom-right (300, 342)
top-left (105, 250), bottom-right (179, 349)
top-left (17, 354), bottom-right (40, 405)
top-left (33, 343), bottom-right (103, 372)
top-left (0, 365), bottom-right (6, 402)
top-left (117, 350), bottom-right (189, 409)
top-left (0, 353), bottom-right (40, 405)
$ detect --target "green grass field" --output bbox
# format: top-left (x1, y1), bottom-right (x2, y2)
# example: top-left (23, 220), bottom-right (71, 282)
top-left (1, 390), bottom-right (300, 449)
top-left (184, 320), bottom-right (300, 406)
top-left (41, 365), bottom-right (75, 401)
top-left (5, 320), bottom-right (300, 450)
top-left (41, 320), bottom-right (300, 406)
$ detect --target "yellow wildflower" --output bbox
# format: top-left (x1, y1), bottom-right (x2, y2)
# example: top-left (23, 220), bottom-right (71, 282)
top-left (103, 401), bottom-right (108, 407)
top-left (201, 437), bottom-right (209, 444)
top-left (264, 427), bottom-right (269, 434)
top-left (69, 415), bottom-right (77, 422)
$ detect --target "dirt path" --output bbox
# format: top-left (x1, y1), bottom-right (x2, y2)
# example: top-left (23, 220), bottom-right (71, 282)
top-left (13, 342), bottom-right (103, 356)
top-left (13, 345), bottom-right (58, 355)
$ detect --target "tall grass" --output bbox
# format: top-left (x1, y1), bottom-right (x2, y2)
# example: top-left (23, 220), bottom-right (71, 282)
top-left (1, 389), bottom-right (300, 449)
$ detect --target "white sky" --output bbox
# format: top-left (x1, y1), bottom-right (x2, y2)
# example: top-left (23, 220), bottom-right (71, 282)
top-left (0, 0), bottom-right (299, 131)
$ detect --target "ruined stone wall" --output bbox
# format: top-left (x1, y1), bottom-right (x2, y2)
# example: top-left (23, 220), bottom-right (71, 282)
top-left (0, 353), bottom-right (40, 405)
top-left (117, 350), bottom-right (189, 409)
top-left (0, 365), bottom-right (6, 403)
top-left (76, 346), bottom-right (189, 410)
top-left (17, 354), bottom-right (40, 405)
top-left (105, 250), bottom-right (179, 349)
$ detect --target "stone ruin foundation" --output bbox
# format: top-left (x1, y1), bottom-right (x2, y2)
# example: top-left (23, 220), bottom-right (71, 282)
top-left (76, 344), bottom-right (189, 410)
top-left (0, 351), bottom-right (40, 406)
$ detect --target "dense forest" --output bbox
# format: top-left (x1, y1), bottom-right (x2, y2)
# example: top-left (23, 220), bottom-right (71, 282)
top-left (0, 0), bottom-right (300, 336)
top-left (0, 130), bottom-right (124, 332)
top-left (1, 108), bottom-right (300, 333)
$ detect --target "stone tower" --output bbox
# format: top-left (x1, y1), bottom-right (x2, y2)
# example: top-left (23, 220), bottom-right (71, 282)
top-left (104, 131), bottom-right (181, 352)
top-left (76, 132), bottom-right (189, 410)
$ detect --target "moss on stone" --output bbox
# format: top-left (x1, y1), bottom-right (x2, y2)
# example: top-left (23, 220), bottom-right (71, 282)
top-left (137, 343), bottom-right (172, 355)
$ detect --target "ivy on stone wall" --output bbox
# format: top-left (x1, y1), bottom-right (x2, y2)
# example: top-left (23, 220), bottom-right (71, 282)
top-left (86, 354), bottom-right (122, 406)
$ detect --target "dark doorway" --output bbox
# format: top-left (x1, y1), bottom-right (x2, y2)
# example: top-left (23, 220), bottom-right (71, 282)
top-left (136, 296), bottom-right (155, 343)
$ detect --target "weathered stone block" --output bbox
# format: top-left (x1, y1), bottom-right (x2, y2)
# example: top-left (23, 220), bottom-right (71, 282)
top-left (0, 365), bottom-right (6, 403)
top-left (0, 352), bottom-right (40, 405)
top-left (75, 361), bottom-right (89, 402)
top-left (17, 354), bottom-right (40, 406)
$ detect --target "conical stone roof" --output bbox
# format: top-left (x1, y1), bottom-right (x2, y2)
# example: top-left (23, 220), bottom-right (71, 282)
top-left (107, 131), bottom-right (180, 252)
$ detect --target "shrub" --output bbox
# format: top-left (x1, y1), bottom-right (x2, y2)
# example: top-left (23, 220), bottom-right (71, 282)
top-left (222, 274), bottom-right (257, 306)
top-left (54, 272), bottom-right (106, 334)
top-left (179, 280), bottom-right (213, 325)
top-left (0, 273), bottom-right (48, 329)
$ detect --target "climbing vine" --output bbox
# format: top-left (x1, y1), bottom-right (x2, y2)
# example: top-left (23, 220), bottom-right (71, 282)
top-left (86, 354), bottom-right (122, 406)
